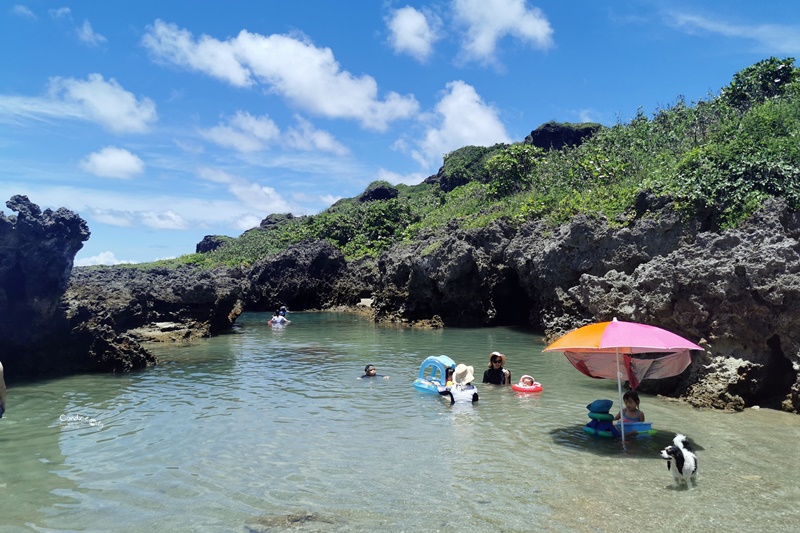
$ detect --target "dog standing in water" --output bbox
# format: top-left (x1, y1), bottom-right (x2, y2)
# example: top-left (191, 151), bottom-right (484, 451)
top-left (660, 434), bottom-right (698, 487)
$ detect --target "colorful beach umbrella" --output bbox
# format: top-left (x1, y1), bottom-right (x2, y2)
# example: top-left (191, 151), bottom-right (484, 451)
top-left (543, 318), bottom-right (703, 444)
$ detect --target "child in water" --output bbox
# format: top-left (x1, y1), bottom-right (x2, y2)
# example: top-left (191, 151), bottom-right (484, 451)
top-left (614, 390), bottom-right (645, 422)
top-left (358, 364), bottom-right (389, 380)
top-left (518, 375), bottom-right (535, 387)
top-left (445, 367), bottom-right (455, 387)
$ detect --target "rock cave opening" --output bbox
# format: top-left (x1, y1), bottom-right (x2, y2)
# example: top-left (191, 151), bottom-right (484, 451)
top-left (754, 334), bottom-right (797, 408)
top-left (492, 272), bottom-right (535, 328)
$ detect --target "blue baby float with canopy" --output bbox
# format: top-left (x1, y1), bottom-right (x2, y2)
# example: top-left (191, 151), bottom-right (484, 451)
top-left (413, 355), bottom-right (456, 394)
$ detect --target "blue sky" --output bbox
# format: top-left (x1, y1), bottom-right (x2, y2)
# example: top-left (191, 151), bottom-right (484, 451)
top-left (1, 1), bottom-right (798, 265)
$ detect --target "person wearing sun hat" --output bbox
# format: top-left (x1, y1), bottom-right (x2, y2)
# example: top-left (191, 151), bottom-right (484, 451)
top-left (438, 363), bottom-right (479, 404)
top-left (482, 351), bottom-right (511, 385)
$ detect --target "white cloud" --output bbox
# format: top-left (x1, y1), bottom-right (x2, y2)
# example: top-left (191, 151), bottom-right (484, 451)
top-left (142, 20), bottom-right (419, 131)
top-left (87, 207), bottom-right (134, 227)
top-left (195, 167), bottom-right (234, 184)
top-left (578, 108), bottom-right (600, 123)
top-left (377, 167), bottom-right (428, 186)
top-left (410, 80), bottom-right (511, 168)
top-left (290, 191), bottom-right (341, 207)
top-left (284, 116), bottom-right (348, 155)
top-left (665, 12), bottom-right (800, 55)
top-left (201, 112), bottom-right (348, 156)
top-left (197, 167), bottom-right (296, 215)
top-left (49, 7), bottom-right (71, 19)
top-left (0, 182), bottom-right (282, 231)
top-left (387, 6), bottom-right (440, 62)
top-left (453, 0), bottom-right (554, 63)
top-left (11, 5), bottom-right (36, 19)
top-left (227, 181), bottom-right (290, 213)
top-left (0, 74), bottom-right (158, 133)
top-left (77, 20), bottom-right (107, 46)
top-left (142, 20), bottom-right (252, 87)
top-left (75, 251), bottom-right (137, 266)
top-left (200, 111), bottom-right (280, 152)
top-left (80, 146), bottom-right (144, 179)
top-left (140, 210), bottom-right (189, 230)
top-left (173, 138), bottom-right (204, 154)
top-left (47, 74), bottom-right (157, 133)
top-left (318, 194), bottom-right (341, 206)
top-left (234, 213), bottom-right (264, 231)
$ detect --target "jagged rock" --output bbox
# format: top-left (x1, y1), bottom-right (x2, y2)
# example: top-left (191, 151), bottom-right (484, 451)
top-left (245, 240), bottom-right (347, 311)
top-left (524, 121), bottom-right (603, 151)
top-left (0, 196), bottom-right (156, 377)
top-left (64, 265), bottom-right (246, 340)
top-left (331, 255), bottom-right (379, 308)
top-left (359, 182), bottom-right (398, 202)
top-left (558, 199), bottom-right (800, 410)
top-left (196, 235), bottom-right (230, 254)
top-left (683, 356), bottom-right (753, 411)
top-left (0, 195), bottom-right (89, 345)
top-left (259, 213), bottom-right (296, 229)
top-left (372, 220), bottom-right (524, 326)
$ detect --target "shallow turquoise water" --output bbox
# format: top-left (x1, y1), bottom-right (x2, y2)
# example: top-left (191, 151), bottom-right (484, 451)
top-left (1, 312), bottom-right (799, 532)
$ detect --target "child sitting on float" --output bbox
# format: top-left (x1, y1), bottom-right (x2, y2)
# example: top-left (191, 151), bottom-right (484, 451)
top-left (445, 367), bottom-right (455, 387)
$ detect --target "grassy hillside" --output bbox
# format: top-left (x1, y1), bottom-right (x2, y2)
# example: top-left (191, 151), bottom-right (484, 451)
top-left (144, 57), bottom-right (800, 269)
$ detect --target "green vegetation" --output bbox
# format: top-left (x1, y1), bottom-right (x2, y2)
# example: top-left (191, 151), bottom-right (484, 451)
top-left (141, 57), bottom-right (800, 269)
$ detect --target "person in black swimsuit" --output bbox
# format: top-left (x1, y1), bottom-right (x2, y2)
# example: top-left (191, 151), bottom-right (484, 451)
top-left (482, 351), bottom-right (511, 385)
top-left (358, 364), bottom-right (389, 380)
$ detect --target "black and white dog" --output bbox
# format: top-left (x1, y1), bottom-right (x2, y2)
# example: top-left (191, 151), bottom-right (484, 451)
top-left (660, 433), bottom-right (698, 487)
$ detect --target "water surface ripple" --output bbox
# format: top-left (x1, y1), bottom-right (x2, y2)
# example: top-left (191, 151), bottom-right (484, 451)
top-left (1, 312), bottom-right (799, 532)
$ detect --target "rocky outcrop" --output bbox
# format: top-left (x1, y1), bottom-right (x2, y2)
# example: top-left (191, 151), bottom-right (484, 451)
top-left (0, 196), bottom-right (154, 377)
top-left (330, 255), bottom-right (380, 309)
top-left (259, 213), bottom-right (298, 230)
top-left (372, 221), bottom-right (525, 326)
top-left (64, 265), bottom-right (246, 343)
top-left (359, 182), bottom-right (398, 202)
top-left (0, 195), bottom-right (89, 345)
top-left (244, 240), bottom-right (348, 311)
top-left (196, 235), bottom-right (230, 254)
top-left (366, 197), bottom-right (800, 412)
top-left (524, 121), bottom-right (603, 151)
top-left (557, 199), bottom-right (800, 411)
top-left (505, 193), bottom-right (702, 331)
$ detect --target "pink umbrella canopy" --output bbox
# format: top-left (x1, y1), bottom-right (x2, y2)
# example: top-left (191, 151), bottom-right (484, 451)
top-left (543, 319), bottom-right (703, 390)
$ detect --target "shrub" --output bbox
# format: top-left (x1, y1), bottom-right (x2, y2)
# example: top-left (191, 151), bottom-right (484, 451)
top-left (720, 57), bottom-right (798, 111)
top-left (485, 144), bottom-right (544, 197)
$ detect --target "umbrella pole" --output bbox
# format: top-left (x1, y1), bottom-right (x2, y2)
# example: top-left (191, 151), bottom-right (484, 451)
top-left (616, 347), bottom-right (626, 452)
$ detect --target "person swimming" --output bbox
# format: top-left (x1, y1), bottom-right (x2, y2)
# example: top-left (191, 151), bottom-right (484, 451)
top-left (358, 364), bottom-right (389, 380)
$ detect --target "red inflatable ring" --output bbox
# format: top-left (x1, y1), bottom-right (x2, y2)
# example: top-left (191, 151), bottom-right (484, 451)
top-left (512, 382), bottom-right (543, 393)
